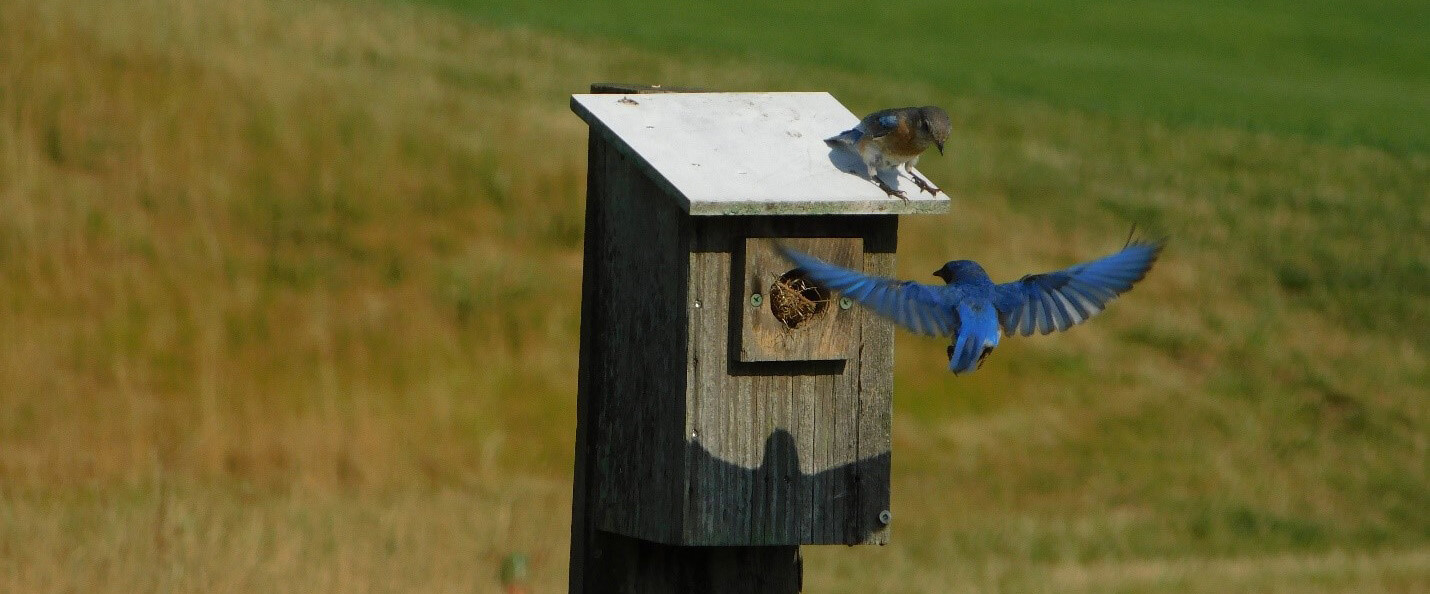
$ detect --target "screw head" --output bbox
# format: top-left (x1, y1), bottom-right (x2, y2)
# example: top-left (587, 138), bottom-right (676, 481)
top-left (750, 293), bottom-right (763, 307)
top-left (839, 297), bottom-right (853, 310)
top-left (878, 510), bottom-right (892, 525)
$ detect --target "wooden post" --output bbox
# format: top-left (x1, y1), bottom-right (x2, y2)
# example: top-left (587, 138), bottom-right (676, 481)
top-left (569, 88), bottom-right (949, 592)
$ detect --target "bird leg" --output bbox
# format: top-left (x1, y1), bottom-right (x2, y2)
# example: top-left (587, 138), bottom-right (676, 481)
top-left (911, 174), bottom-right (941, 196)
top-left (905, 165), bottom-right (941, 195)
top-left (874, 176), bottom-right (908, 200)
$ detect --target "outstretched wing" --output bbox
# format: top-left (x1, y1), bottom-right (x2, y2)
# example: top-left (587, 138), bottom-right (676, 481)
top-left (781, 246), bottom-right (956, 337)
top-left (993, 240), bottom-right (1163, 336)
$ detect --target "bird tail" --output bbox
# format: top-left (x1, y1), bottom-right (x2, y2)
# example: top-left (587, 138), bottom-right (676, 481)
top-left (948, 306), bottom-right (1000, 374)
top-left (948, 335), bottom-right (995, 375)
top-left (824, 128), bottom-right (861, 148)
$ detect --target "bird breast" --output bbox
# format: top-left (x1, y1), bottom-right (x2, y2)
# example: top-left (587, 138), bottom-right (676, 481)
top-left (880, 121), bottom-right (931, 158)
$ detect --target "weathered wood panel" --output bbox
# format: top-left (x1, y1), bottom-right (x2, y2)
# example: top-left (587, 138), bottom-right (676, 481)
top-left (683, 216), bottom-right (895, 546)
top-left (739, 237), bottom-right (861, 362)
top-left (572, 87), bottom-right (804, 594)
top-left (572, 86), bottom-right (907, 592)
top-left (584, 138), bottom-right (691, 545)
top-left (584, 213), bottom-right (895, 546)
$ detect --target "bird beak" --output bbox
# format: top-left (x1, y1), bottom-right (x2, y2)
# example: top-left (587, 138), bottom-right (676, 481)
top-left (935, 140), bottom-right (945, 155)
top-left (932, 269), bottom-right (948, 282)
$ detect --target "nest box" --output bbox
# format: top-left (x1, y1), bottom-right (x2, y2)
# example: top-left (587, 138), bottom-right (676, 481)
top-left (571, 91), bottom-right (949, 547)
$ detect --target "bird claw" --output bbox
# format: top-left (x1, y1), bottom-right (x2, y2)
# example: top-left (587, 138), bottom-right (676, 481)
top-left (875, 178), bottom-right (908, 200)
top-left (911, 174), bottom-right (941, 196)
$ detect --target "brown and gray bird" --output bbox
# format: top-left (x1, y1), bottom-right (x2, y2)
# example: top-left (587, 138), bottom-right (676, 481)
top-left (825, 106), bottom-right (951, 199)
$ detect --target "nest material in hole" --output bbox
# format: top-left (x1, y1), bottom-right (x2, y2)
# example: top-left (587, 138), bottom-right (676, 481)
top-left (769, 271), bottom-right (830, 329)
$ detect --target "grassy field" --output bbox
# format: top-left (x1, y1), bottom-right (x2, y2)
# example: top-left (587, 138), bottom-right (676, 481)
top-left (0, 0), bottom-right (1426, 591)
top-left (425, 0), bottom-right (1430, 154)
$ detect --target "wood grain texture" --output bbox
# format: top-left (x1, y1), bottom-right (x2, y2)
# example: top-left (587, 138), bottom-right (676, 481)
top-left (569, 131), bottom-right (606, 594)
top-left (683, 216), bottom-right (895, 546)
top-left (573, 85), bottom-right (803, 594)
top-left (739, 237), bottom-right (861, 363)
top-left (571, 92), bottom-right (951, 216)
top-left (572, 87), bottom-right (903, 593)
top-left (585, 137), bottom-right (691, 545)
top-left (581, 213), bottom-right (896, 547)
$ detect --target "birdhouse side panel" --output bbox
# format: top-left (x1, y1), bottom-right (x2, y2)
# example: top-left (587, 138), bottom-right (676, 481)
top-left (586, 143), bottom-right (693, 544)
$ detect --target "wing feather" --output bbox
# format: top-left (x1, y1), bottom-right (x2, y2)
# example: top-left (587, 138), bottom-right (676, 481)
top-left (781, 247), bottom-right (956, 337)
top-left (994, 240), bottom-right (1163, 337)
top-left (859, 109), bottom-right (901, 139)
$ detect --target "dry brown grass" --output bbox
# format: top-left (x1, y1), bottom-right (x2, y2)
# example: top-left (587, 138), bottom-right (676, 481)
top-left (1, 0), bottom-right (601, 492)
top-left (3, 1), bottom-right (592, 588)
top-left (2, 478), bottom-right (571, 592)
top-left (1, 0), bottom-right (1425, 591)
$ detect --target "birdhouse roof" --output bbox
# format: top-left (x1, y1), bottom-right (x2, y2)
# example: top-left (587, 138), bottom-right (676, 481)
top-left (571, 92), bottom-right (952, 216)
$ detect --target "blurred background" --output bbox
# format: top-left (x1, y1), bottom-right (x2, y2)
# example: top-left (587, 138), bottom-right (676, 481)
top-left (0, 0), bottom-right (1425, 591)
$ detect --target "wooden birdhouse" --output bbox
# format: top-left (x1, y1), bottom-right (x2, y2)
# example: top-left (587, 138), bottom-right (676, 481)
top-left (569, 86), bottom-right (949, 591)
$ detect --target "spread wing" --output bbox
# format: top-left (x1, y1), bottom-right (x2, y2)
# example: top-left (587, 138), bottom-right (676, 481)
top-left (993, 240), bottom-right (1163, 336)
top-left (781, 247), bottom-right (956, 337)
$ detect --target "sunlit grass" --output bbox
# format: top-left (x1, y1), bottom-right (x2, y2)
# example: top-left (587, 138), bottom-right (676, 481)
top-left (422, 0), bottom-right (1430, 154)
top-left (0, 0), bottom-right (1425, 591)
top-left (0, 479), bottom-right (572, 592)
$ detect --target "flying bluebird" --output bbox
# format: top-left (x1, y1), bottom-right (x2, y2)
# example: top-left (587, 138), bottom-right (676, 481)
top-left (781, 238), bottom-right (1163, 374)
top-left (825, 106), bottom-right (951, 200)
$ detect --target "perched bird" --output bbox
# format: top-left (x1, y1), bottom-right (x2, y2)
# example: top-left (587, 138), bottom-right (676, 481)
top-left (825, 106), bottom-right (951, 199)
top-left (781, 238), bottom-right (1163, 374)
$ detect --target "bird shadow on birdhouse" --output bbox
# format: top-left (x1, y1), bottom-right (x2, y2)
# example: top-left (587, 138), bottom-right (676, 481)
top-left (680, 428), bottom-right (892, 546)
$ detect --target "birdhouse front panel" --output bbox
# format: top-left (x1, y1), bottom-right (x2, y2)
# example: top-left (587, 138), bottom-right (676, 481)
top-left (739, 237), bottom-right (861, 362)
top-left (677, 216), bottom-right (895, 546)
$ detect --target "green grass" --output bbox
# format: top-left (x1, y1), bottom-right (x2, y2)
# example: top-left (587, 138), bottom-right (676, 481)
top-left (0, 0), bottom-right (1426, 591)
top-left (420, 0), bottom-right (1430, 154)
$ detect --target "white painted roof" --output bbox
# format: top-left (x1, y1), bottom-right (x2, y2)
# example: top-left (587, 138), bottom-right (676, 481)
top-left (571, 92), bottom-right (952, 216)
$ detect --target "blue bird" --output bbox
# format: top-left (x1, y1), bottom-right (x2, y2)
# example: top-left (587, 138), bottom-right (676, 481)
top-left (826, 106), bottom-right (951, 200)
top-left (781, 239), bottom-right (1163, 374)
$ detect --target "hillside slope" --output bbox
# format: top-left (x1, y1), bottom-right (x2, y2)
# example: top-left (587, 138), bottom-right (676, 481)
top-left (0, 0), bottom-right (1424, 591)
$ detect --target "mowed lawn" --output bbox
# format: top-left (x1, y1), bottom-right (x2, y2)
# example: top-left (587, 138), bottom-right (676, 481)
top-left (1, 0), bottom-right (1426, 592)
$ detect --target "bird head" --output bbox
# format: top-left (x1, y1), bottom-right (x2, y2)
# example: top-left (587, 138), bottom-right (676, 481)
top-left (918, 106), bottom-right (952, 155)
top-left (933, 260), bottom-right (987, 284)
